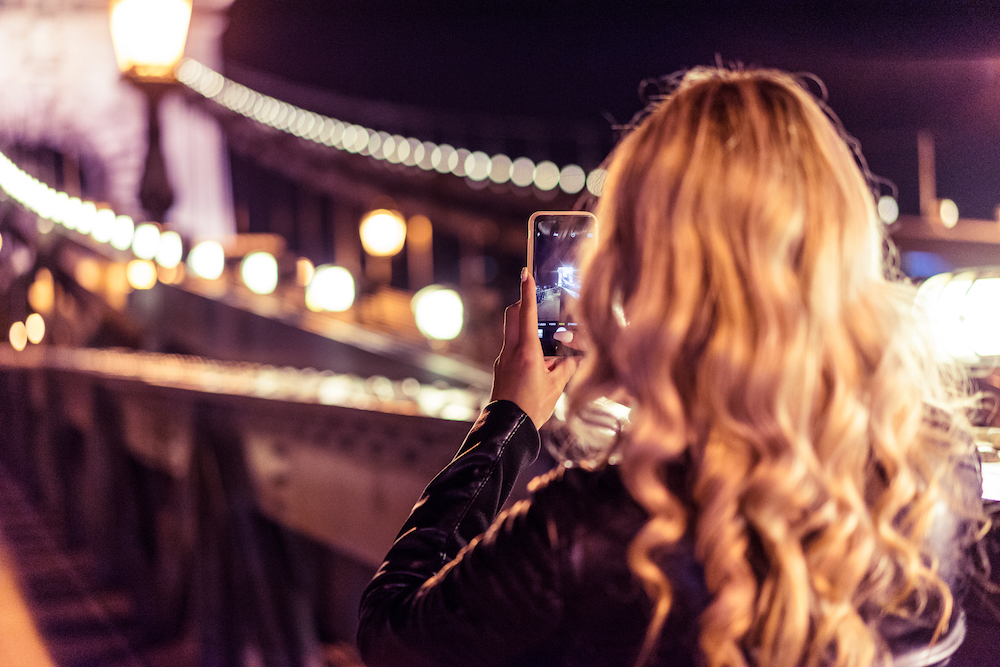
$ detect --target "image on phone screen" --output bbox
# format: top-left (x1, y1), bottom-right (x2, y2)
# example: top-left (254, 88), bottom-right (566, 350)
top-left (529, 212), bottom-right (596, 356)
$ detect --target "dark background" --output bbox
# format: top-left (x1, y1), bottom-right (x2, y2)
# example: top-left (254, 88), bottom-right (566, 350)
top-left (222, 0), bottom-right (1000, 221)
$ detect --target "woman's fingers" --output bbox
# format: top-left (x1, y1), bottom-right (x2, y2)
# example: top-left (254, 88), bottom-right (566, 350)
top-left (518, 268), bottom-right (540, 354)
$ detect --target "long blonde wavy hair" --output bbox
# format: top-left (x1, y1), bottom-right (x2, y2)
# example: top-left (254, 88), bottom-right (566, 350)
top-left (570, 68), bottom-right (978, 667)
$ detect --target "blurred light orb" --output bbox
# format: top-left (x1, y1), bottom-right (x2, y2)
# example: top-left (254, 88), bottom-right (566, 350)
top-left (75, 257), bottom-right (103, 292)
top-left (126, 259), bottom-right (158, 290)
top-left (241, 251), bottom-right (278, 295)
top-left (110, 215), bottom-right (135, 251)
top-left (306, 265), bottom-right (355, 312)
top-left (510, 157), bottom-right (535, 187)
top-left (132, 223), bottom-right (161, 259)
top-left (533, 161), bottom-right (560, 191)
top-left (964, 277), bottom-right (1000, 356)
top-left (9, 321), bottom-right (27, 351)
top-left (465, 151), bottom-right (491, 181)
top-left (489, 154), bottom-right (512, 184)
top-left (92, 208), bottom-right (116, 243)
top-left (559, 165), bottom-right (586, 194)
top-left (296, 257), bottom-right (315, 286)
top-left (77, 201), bottom-right (98, 234)
top-left (25, 313), bottom-right (44, 344)
top-left (412, 285), bottom-right (463, 341)
top-left (877, 195), bottom-right (899, 225)
top-left (586, 168), bottom-right (607, 196)
top-left (360, 209), bottom-right (407, 257)
top-left (64, 197), bottom-right (83, 230)
top-left (940, 199), bottom-right (959, 228)
top-left (188, 240), bottom-right (225, 280)
top-left (155, 230), bottom-right (183, 268)
top-left (28, 268), bottom-right (54, 314)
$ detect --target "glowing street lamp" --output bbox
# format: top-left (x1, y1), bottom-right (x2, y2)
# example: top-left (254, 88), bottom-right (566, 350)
top-left (109, 0), bottom-right (193, 223)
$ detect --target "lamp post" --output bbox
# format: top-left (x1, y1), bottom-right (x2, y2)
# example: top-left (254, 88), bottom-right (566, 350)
top-left (109, 0), bottom-right (193, 224)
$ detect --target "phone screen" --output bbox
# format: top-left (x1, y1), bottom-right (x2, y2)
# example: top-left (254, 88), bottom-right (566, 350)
top-left (528, 211), bottom-right (597, 356)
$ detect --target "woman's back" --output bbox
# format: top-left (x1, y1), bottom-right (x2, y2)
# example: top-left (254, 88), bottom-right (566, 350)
top-left (359, 67), bottom-right (988, 667)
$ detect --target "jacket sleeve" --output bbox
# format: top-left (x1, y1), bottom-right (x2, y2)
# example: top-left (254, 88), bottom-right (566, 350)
top-left (357, 400), bottom-right (566, 667)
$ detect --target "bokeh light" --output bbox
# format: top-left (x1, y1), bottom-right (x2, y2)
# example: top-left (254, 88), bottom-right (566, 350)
top-left (412, 285), bottom-right (464, 340)
top-left (155, 230), bottom-right (183, 268)
top-left (296, 258), bottom-right (315, 286)
top-left (240, 252), bottom-right (279, 295)
top-left (559, 165), bottom-right (586, 194)
top-left (533, 161), bottom-right (560, 190)
top-left (127, 259), bottom-right (158, 290)
top-left (877, 195), bottom-right (899, 225)
top-left (940, 199), bottom-right (959, 228)
top-left (305, 265), bottom-right (355, 312)
top-left (9, 322), bottom-right (27, 351)
top-left (132, 223), bottom-right (161, 260)
top-left (510, 157), bottom-right (535, 187)
top-left (360, 209), bottom-right (407, 257)
top-left (75, 257), bottom-right (103, 292)
top-left (25, 313), bottom-right (44, 344)
top-left (28, 268), bottom-right (54, 314)
top-left (586, 168), bottom-right (607, 196)
top-left (964, 277), bottom-right (1000, 356)
top-left (92, 208), bottom-right (116, 243)
top-left (489, 154), bottom-right (512, 184)
top-left (187, 240), bottom-right (225, 280)
top-left (110, 215), bottom-right (135, 251)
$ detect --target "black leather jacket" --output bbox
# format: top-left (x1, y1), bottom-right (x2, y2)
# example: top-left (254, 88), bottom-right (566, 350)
top-left (358, 400), bottom-right (983, 667)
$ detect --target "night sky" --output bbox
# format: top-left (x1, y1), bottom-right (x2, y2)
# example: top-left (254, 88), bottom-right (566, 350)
top-left (222, 1), bottom-right (1000, 219)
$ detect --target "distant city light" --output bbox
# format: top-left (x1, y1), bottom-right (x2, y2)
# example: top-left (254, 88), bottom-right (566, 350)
top-left (126, 259), bottom-right (158, 290)
top-left (92, 208), bottom-right (116, 243)
top-left (28, 269), bottom-right (54, 314)
top-left (296, 258), bottom-right (315, 286)
top-left (25, 313), bottom-right (44, 344)
top-left (305, 265), bottom-right (355, 312)
top-left (75, 257), bottom-right (102, 292)
top-left (187, 240), bottom-right (225, 280)
top-left (510, 157), bottom-right (535, 187)
top-left (940, 199), bottom-right (959, 228)
top-left (132, 223), bottom-right (161, 260)
top-left (8, 322), bottom-right (27, 351)
top-left (559, 165), bottom-right (586, 194)
top-left (412, 285), bottom-right (464, 340)
top-left (964, 277), bottom-right (1000, 356)
top-left (241, 251), bottom-right (278, 295)
top-left (110, 215), bottom-right (135, 251)
top-left (489, 154), bottom-right (512, 184)
top-left (533, 161), bottom-right (560, 191)
top-left (360, 209), bottom-right (407, 257)
top-left (877, 195), bottom-right (899, 224)
top-left (587, 168), bottom-right (607, 197)
top-left (155, 230), bottom-right (183, 268)
top-left (176, 58), bottom-right (610, 197)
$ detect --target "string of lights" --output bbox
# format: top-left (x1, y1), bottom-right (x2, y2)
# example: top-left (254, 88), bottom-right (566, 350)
top-left (0, 345), bottom-right (484, 422)
top-left (175, 58), bottom-right (608, 198)
top-left (0, 149), bottom-right (483, 415)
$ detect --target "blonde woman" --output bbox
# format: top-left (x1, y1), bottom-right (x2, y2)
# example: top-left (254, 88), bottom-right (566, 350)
top-left (358, 68), bottom-right (985, 667)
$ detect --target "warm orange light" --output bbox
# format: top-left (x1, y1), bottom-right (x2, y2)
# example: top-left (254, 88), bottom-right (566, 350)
top-left (9, 322), bottom-right (27, 351)
top-left (109, 0), bottom-right (193, 80)
top-left (25, 314), bottom-right (45, 344)
top-left (360, 209), bottom-right (407, 257)
top-left (126, 259), bottom-right (157, 290)
top-left (28, 268), bottom-right (54, 314)
top-left (75, 257), bottom-right (103, 293)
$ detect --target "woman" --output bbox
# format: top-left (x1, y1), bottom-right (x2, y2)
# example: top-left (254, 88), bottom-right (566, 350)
top-left (357, 68), bottom-right (985, 667)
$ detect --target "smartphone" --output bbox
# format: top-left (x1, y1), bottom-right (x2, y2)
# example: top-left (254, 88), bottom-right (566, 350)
top-left (527, 211), bottom-right (597, 356)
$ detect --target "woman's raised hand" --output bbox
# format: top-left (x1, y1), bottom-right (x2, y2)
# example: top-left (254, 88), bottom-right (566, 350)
top-left (489, 269), bottom-right (580, 429)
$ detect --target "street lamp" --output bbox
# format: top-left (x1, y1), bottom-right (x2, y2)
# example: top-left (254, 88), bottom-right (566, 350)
top-left (109, 0), bottom-right (193, 223)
